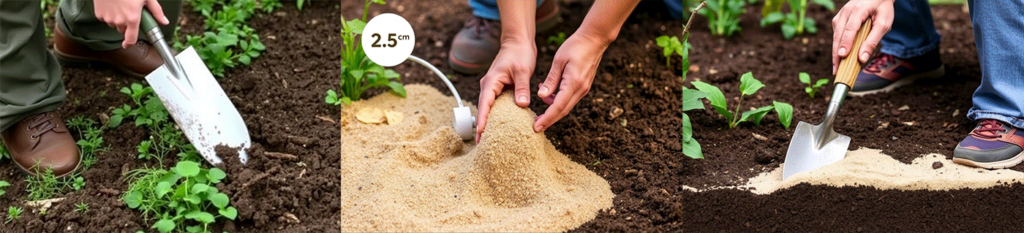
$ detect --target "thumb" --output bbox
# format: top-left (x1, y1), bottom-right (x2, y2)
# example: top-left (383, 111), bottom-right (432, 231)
top-left (145, 0), bottom-right (170, 25)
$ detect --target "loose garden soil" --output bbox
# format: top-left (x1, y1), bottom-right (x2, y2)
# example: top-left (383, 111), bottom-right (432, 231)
top-left (354, 0), bottom-right (1023, 232)
top-left (1, 1), bottom-right (340, 232)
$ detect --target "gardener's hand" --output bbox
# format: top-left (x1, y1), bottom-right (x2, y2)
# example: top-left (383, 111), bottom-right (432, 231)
top-left (534, 33), bottom-right (609, 132)
top-left (94, 0), bottom-right (170, 49)
top-left (831, 0), bottom-right (894, 75)
top-left (475, 39), bottom-right (537, 142)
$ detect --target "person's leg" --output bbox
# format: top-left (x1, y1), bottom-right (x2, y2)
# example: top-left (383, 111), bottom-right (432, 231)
top-left (953, 0), bottom-right (1024, 169)
top-left (0, 0), bottom-right (81, 177)
top-left (850, 0), bottom-right (944, 96)
top-left (450, 0), bottom-right (558, 74)
top-left (52, 0), bottom-right (181, 77)
top-left (0, 0), bottom-right (65, 131)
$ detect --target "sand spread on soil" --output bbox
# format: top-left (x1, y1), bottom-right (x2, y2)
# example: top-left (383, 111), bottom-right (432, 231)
top-left (340, 84), bottom-right (613, 232)
top-left (736, 148), bottom-right (1024, 194)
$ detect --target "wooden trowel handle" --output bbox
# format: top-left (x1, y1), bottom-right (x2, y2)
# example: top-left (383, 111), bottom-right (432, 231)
top-left (834, 19), bottom-right (873, 88)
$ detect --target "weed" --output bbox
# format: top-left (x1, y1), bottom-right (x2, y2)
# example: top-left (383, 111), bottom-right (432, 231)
top-left (75, 202), bottom-right (89, 213)
top-left (260, 0), bottom-right (283, 13)
top-left (698, 0), bottom-right (745, 36)
top-left (691, 72), bottom-right (794, 129)
top-left (760, 0), bottom-right (834, 39)
top-left (109, 83), bottom-right (199, 166)
top-left (0, 181), bottom-right (9, 196)
top-left (72, 176), bottom-right (85, 191)
top-left (123, 161), bottom-right (236, 233)
top-left (180, 0), bottom-right (268, 78)
top-left (66, 117), bottom-right (104, 170)
top-left (547, 32), bottom-right (567, 46)
top-left (656, 35), bottom-right (688, 68)
top-left (799, 72), bottom-right (829, 98)
top-left (6, 206), bottom-right (21, 224)
top-left (329, 0), bottom-right (405, 106)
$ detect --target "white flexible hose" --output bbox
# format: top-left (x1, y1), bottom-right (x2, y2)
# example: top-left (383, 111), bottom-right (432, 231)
top-left (406, 55), bottom-right (464, 107)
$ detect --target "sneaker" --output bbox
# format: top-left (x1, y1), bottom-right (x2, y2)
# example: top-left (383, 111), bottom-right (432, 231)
top-left (849, 48), bottom-right (945, 96)
top-left (448, 0), bottom-right (560, 74)
top-left (0, 112), bottom-right (81, 177)
top-left (952, 119), bottom-right (1024, 169)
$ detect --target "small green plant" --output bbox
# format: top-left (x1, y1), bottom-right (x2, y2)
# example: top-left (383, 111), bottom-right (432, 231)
top-left (6, 206), bottom-right (21, 224)
top-left (324, 89), bottom-right (347, 106)
top-left (179, 0), bottom-right (268, 77)
top-left (67, 117), bottom-right (104, 170)
top-left (26, 169), bottom-right (60, 201)
top-left (109, 83), bottom-right (168, 128)
top-left (799, 72), bottom-right (829, 98)
top-left (110, 83), bottom-right (198, 165)
top-left (691, 72), bottom-right (794, 129)
top-left (547, 32), bottom-right (567, 46)
top-left (0, 144), bottom-right (8, 162)
top-left (682, 2), bottom-right (706, 159)
top-left (329, 0), bottom-right (405, 106)
top-left (72, 176), bottom-right (85, 191)
top-left (260, 0), bottom-right (283, 13)
top-left (656, 35), bottom-right (687, 68)
top-left (123, 161), bottom-right (237, 233)
top-left (760, 0), bottom-right (834, 39)
top-left (0, 181), bottom-right (9, 196)
top-left (698, 0), bottom-right (746, 36)
top-left (75, 202), bottom-right (89, 213)
top-left (297, 0), bottom-right (307, 10)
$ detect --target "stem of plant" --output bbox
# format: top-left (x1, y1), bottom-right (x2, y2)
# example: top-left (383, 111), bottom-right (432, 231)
top-left (797, 0), bottom-right (807, 34)
top-left (731, 94), bottom-right (744, 128)
top-left (683, 1), bottom-right (706, 39)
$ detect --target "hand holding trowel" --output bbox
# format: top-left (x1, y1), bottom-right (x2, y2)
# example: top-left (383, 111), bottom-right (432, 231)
top-left (139, 10), bottom-right (252, 165)
top-left (781, 19), bottom-right (872, 180)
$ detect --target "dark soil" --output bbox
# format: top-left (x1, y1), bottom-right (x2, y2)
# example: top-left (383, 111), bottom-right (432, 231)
top-left (365, 0), bottom-right (1010, 232)
top-left (1, 1), bottom-right (340, 232)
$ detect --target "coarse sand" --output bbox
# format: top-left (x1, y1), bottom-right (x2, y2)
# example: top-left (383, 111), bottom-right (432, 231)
top-left (340, 84), bottom-right (614, 232)
top-left (695, 148), bottom-right (1024, 195)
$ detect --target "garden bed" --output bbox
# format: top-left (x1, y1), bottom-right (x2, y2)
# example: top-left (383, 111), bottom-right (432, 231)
top-left (0, 1), bottom-right (340, 232)
top-left (360, 0), bottom-right (1020, 231)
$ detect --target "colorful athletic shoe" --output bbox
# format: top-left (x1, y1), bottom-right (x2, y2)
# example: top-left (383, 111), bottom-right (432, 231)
top-left (953, 119), bottom-right (1024, 169)
top-left (849, 48), bottom-right (945, 96)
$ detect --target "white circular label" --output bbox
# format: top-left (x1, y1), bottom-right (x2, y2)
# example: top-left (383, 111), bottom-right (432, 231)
top-left (361, 13), bottom-right (415, 67)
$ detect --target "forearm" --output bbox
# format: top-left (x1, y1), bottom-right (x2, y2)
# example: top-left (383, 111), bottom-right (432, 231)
top-left (577, 0), bottom-right (640, 46)
top-left (497, 0), bottom-right (537, 44)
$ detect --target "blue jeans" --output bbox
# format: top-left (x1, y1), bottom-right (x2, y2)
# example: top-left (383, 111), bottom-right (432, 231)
top-left (890, 0), bottom-right (1024, 128)
top-left (964, 0), bottom-right (1024, 128)
top-left (469, 0), bottom-right (684, 20)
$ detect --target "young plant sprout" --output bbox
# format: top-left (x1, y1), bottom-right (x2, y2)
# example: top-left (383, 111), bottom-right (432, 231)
top-left (691, 72), bottom-right (794, 129)
top-left (547, 32), bottom-right (567, 46)
top-left (760, 0), bottom-right (834, 39)
top-left (800, 72), bottom-right (829, 98)
top-left (698, 0), bottom-right (746, 36)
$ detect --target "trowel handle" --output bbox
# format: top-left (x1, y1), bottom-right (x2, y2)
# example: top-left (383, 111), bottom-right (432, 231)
top-left (140, 10), bottom-right (161, 35)
top-left (834, 19), bottom-right (872, 89)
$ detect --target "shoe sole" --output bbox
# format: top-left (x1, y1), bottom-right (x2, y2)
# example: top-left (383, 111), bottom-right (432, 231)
top-left (10, 152), bottom-right (83, 178)
top-left (52, 49), bottom-right (147, 78)
top-left (952, 150), bottom-right (1024, 169)
top-left (848, 65), bottom-right (945, 97)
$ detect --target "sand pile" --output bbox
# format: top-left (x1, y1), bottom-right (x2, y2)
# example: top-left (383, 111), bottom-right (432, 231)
top-left (710, 148), bottom-right (1024, 195)
top-left (340, 84), bottom-right (613, 232)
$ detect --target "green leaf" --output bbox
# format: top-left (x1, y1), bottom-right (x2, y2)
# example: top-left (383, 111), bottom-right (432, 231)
top-left (656, 35), bottom-right (670, 48)
top-left (682, 88), bottom-right (708, 111)
top-left (761, 0), bottom-right (786, 17)
top-left (799, 72), bottom-right (811, 84)
top-left (341, 96), bottom-right (352, 105)
top-left (208, 168), bottom-right (227, 183)
top-left (191, 183), bottom-right (210, 194)
top-left (682, 136), bottom-right (703, 159)
top-left (346, 19), bottom-right (366, 34)
top-left (388, 81), bottom-right (406, 97)
top-left (185, 210), bottom-right (217, 224)
top-left (682, 113), bottom-right (693, 142)
top-left (815, 78), bottom-right (829, 87)
top-left (813, 0), bottom-right (835, 11)
top-left (804, 18), bottom-right (817, 33)
top-left (781, 23), bottom-right (797, 39)
top-left (152, 219), bottom-right (175, 233)
top-left (690, 81), bottom-right (733, 122)
top-left (174, 161), bottom-right (201, 177)
top-left (155, 181), bottom-right (173, 198)
top-left (209, 192), bottom-right (230, 208)
top-left (738, 72), bottom-right (764, 96)
top-left (774, 101), bottom-right (794, 129)
top-left (219, 207), bottom-right (238, 220)
top-left (184, 194), bottom-right (202, 204)
top-left (740, 105), bottom-right (775, 125)
top-left (760, 12), bottom-right (785, 27)
top-left (124, 191), bottom-right (143, 208)
top-left (108, 115), bottom-right (123, 128)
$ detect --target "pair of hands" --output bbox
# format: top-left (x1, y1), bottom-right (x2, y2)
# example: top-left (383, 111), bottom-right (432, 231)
top-left (830, 0), bottom-right (895, 74)
top-left (475, 33), bottom-right (608, 142)
top-left (93, 0), bottom-right (171, 48)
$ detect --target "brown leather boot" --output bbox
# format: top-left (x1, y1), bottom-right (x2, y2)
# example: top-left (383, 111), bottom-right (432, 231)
top-left (0, 112), bottom-right (81, 177)
top-left (448, 0), bottom-right (561, 74)
top-left (52, 25), bottom-right (165, 78)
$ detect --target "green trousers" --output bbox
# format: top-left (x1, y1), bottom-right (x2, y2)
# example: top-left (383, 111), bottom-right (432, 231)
top-left (0, 0), bottom-right (181, 132)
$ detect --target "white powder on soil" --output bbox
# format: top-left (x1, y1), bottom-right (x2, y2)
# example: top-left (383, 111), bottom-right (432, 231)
top-left (340, 84), bottom-right (613, 232)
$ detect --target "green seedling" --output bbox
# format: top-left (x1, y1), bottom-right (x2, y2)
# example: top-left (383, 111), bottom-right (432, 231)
top-left (698, 0), bottom-right (745, 36)
top-left (547, 32), bottom-right (567, 46)
top-left (799, 72), bottom-right (829, 98)
top-left (67, 117), bottom-right (104, 170)
top-left (72, 176), bottom-right (85, 191)
top-left (760, 0), bottom-right (834, 39)
top-left (297, 0), bottom-right (307, 10)
top-left (26, 169), bottom-right (61, 201)
top-left (75, 202), bottom-right (89, 213)
top-left (180, 0), bottom-right (268, 77)
top-left (260, 0), bottom-right (283, 13)
top-left (123, 161), bottom-right (237, 233)
top-left (682, 2), bottom-right (705, 159)
top-left (656, 35), bottom-right (688, 68)
top-left (109, 83), bottom-right (198, 166)
top-left (0, 181), bottom-right (9, 196)
top-left (324, 89), bottom-right (349, 106)
top-left (691, 72), bottom-right (794, 129)
top-left (6, 206), bottom-right (21, 224)
top-left (329, 0), bottom-right (405, 106)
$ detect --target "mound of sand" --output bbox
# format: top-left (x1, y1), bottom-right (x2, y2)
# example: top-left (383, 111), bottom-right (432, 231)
top-left (340, 84), bottom-right (613, 232)
top-left (710, 148), bottom-right (1024, 195)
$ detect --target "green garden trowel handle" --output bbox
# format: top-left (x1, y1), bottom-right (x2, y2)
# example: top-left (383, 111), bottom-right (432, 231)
top-left (140, 9), bottom-right (191, 87)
